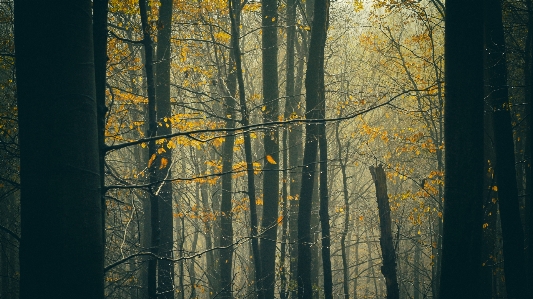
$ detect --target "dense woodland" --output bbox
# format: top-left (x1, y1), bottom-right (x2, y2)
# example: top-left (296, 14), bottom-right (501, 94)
top-left (1, 0), bottom-right (532, 298)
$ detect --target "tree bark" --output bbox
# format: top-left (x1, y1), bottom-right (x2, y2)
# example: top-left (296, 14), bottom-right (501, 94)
top-left (15, 1), bottom-right (104, 298)
top-left (260, 0), bottom-right (280, 297)
top-left (439, 0), bottom-right (484, 298)
top-left (139, 1), bottom-right (160, 298)
top-left (155, 1), bottom-right (175, 298)
top-left (219, 0), bottom-right (238, 296)
top-left (484, 1), bottom-right (526, 298)
top-left (369, 165), bottom-right (399, 299)
top-left (297, 0), bottom-right (330, 298)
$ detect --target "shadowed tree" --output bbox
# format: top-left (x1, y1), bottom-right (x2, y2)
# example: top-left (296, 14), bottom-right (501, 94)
top-left (297, 0), bottom-right (330, 298)
top-left (439, 0), bottom-right (484, 298)
top-left (15, 1), bottom-right (104, 298)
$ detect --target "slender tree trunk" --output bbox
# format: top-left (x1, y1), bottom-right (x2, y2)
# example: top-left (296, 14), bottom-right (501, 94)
top-left (260, 1), bottom-right (280, 297)
top-left (297, 0), bottom-right (330, 298)
top-left (289, 19), bottom-right (305, 299)
top-left (219, 1), bottom-right (239, 296)
top-left (525, 0), bottom-right (533, 293)
top-left (280, 135), bottom-right (289, 299)
top-left (283, 1), bottom-right (297, 297)
top-left (139, 1), bottom-right (160, 298)
top-left (318, 104), bottom-right (332, 299)
top-left (15, 1), bottom-right (103, 298)
top-left (369, 165), bottom-right (399, 299)
top-left (93, 0), bottom-right (109, 252)
top-left (336, 124), bottom-right (351, 299)
top-left (484, 1), bottom-right (526, 298)
top-left (155, 1), bottom-right (175, 298)
top-left (228, 2), bottom-right (263, 297)
top-left (439, 0), bottom-right (484, 298)
top-left (414, 235), bottom-right (421, 299)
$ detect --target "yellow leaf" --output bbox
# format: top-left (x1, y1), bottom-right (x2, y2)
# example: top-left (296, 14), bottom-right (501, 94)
top-left (158, 147), bottom-right (166, 154)
top-left (359, 215), bottom-right (364, 221)
top-left (167, 140), bottom-right (176, 149)
top-left (266, 154), bottom-right (277, 164)
top-left (261, 105), bottom-right (267, 111)
top-left (160, 157), bottom-right (168, 169)
top-left (492, 185), bottom-right (498, 192)
top-left (483, 223), bottom-right (489, 229)
top-left (148, 154), bottom-right (156, 168)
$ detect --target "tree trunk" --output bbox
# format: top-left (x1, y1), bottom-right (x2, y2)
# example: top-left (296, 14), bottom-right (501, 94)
top-left (525, 0), bottom-right (533, 294)
top-left (484, 1), bottom-right (527, 298)
top-left (369, 165), bottom-right (399, 299)
top-left (336, 124), bottom-right (351, 299)
top-left (227, 1), bottom-right (263, 296)
top-left (318, 100), bottom-right (332, 299)
top-left (155, 1), bottom-right (175, 298)
top-left (139, 1), bottom-right (160, 298)
top-left (93, 0), bottom-right (109, 252)
top-left (439, 0), bottom-right (484, 298)
top-left (15, 1), bottom-right (104, 298)
top-left (219, 1), bottom-right (239, 296)
top-left (260, 1), bottom-right (280, 297)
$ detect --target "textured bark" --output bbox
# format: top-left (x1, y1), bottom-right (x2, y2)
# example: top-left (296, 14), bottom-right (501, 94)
top-left (369, 165), bottom-right (399, 299)
top-left (15, 1), bottom-right (103, 298)
top-left (155, 1), bottom-right (175, 298)
top-left (439, 0), bottom-right (484, 298)
top-left (260, 0), bottom-right (280, 297)
top-left (484, 1), bottom-right (526, 298)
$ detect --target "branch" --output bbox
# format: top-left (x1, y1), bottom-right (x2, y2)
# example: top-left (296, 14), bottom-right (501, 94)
top-left (0, 224), bottom-right (20, 242)
top-left (104, 235), bottom-right (251, 273)
top-left (104, 88), bottom-right (425, 152)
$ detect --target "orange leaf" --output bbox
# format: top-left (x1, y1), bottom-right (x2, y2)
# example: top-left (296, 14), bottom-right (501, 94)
top-left (266, 154), bottom-right (277, 164)
top-left (277, 216), bottom-right (284, 224)
top-left (148, 154), bottom-right (156, 168)
top-left (160, 157), bottom-right (168, 169)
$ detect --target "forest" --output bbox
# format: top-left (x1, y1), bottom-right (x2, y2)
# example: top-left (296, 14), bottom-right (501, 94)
top-left (0, 0), bottom-right (532, 298)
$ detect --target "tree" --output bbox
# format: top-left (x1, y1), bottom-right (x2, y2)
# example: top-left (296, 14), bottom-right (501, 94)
top-left (155, 0), bottom-right (175, 297)
top-left (370, 165), bottom-right (399, 299)
top-left (260, 0), bottom-right (280, 298)
top-left (439, 0), bottom-right (484, 298)
top-left (14, 1), bottom-right (104, 298)
top-left (297, 0), bottom-right (330, 298)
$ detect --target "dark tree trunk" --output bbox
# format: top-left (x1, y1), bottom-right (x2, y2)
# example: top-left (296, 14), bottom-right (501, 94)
top-left (369, 165), bottom-right (399, 299)
top-left (93, 0), bottom-right (109, 251)
top-left (219, 1), bottom-right (238, 297)
top-left (297, 0), bottom-right (330, 298)
top-left (524, 0), bottom-right (533, 294)
top-left (139, 1), bottom-right (160, 298)
top-left (155, 1), bottom-right (175, 298)
top-left (15, 1), bottom-right (104, 298)
top-left (260, 1), bottom-right (280, 297)
top-left (228, 1), bottom-right (263, 297)
top-left (439, 0), bottom-right (484, 298)
top-left (318, 97), bottom-right (332, 299)
top-left (484, 1), bottom-right (526, 298)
